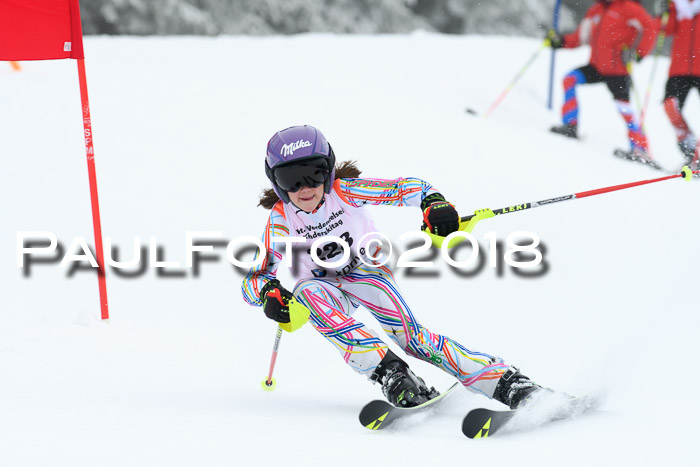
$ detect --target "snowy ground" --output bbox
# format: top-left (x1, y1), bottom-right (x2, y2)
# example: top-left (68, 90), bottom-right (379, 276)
top-left (1, 34), bottom-right (698, 466)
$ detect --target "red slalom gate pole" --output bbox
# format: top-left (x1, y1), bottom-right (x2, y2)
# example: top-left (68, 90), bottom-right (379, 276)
top-left (77, 58), bottom-right (109, 320)
top-left (462, 167), bottom-right (698, 222)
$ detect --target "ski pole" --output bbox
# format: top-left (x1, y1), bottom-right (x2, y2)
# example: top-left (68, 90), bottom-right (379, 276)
top-left (483, 41), bottom-right (548, 118)
top-left (621, 45), bottom-right (656, 160)
top-left (261, 325), bottom-right (283, 391)
top-left (623, 47), bottom-right (645, 127)
top-left (461, 166), bottom-right (698, 222)
top-left (547, 0), bottom-right (563, 110)
top-left (640, 11), bottom-right (670, 129)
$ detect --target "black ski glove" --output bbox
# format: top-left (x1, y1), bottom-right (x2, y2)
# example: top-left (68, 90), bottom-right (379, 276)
top-left (546, 29), bottom-right (564, 49)
top-left (421, 193), bottom-right (459, 237)
top-left (260, 280), bottom-right (292, 323)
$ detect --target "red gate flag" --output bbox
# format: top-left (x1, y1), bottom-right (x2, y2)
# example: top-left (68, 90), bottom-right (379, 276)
top-left (0, 0), bottom-right (110, 320)
top-left (0, 0), bottom-right (84, 60)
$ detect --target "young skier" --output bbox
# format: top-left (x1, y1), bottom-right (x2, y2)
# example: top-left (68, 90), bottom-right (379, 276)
top-left (242, 124), bottom-right (546, 409)
top-left (659, 0), bottom-right (700, 169)
top-left (547, 0), bottom-right (658, 160)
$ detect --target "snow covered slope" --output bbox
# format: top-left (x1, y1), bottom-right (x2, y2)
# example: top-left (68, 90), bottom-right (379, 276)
top-left (1, 34), bottom-right (698, 466)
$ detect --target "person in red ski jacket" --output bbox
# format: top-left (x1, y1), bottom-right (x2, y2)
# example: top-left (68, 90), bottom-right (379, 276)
top-left (547, 0), bottom-right (658, 160)
top-left (659, 0), bottom-right (700, 169)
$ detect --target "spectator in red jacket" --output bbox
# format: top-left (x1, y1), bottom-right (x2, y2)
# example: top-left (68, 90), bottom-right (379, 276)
top-left (660, 0), bottom-right (700, 169)
top-left (548, 0), bottom-right (658, 160)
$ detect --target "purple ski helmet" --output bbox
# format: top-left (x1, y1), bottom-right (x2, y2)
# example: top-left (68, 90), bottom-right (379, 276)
top-left (265, 125), bottom-right (336, 204)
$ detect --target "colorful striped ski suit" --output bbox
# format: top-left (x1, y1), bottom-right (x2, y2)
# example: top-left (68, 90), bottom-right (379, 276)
top-left (242, 177), bottom-right (510, 398)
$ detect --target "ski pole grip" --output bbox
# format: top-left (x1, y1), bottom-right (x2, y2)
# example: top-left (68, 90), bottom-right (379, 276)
top-left (460, 208), bottom-right (495, 225)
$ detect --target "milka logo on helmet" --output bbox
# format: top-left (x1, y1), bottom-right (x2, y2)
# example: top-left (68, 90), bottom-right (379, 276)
top-left (281, 139), bottom-right (312, 157)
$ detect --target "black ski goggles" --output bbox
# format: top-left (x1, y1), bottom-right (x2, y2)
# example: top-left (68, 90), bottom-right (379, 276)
top-left (272, 157), bottom-right (331, 193)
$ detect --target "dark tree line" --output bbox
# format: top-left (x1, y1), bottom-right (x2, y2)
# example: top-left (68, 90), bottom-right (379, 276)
top-left (78, 0), bottom-right (659, 36)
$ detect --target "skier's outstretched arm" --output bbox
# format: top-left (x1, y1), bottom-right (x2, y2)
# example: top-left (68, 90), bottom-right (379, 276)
top-left (335, 177), bottom-right (459, 236)
top-left (629, 2), bottom-right (660, 58)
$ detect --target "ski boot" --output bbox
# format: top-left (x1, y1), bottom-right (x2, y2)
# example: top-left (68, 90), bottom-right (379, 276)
top-left (613, 147), bottom-right (664, 170)
top-left (630, 147), bottom-right (653, 163)
top-left (678, 134), bottom-right (697, 166)
top-left (549, 123), bottom-right (578, 139)
top-left (493, 367), bottom-right (551, 409)
top-left (371, 350), bottom-right (439, 408)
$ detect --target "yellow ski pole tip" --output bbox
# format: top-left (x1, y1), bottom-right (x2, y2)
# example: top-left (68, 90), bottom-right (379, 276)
top-left (261, 377), bottom-right (277, 391)
top-left (681, 166), bottom-right (692, 181)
